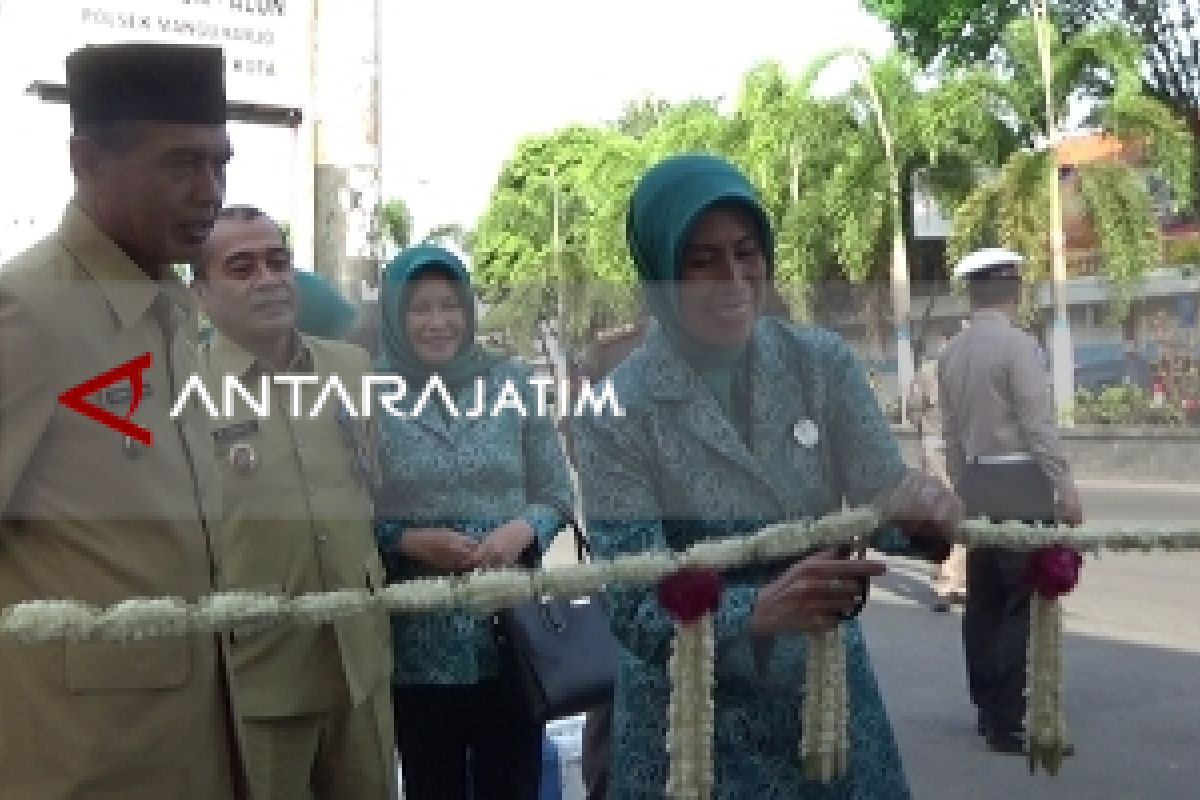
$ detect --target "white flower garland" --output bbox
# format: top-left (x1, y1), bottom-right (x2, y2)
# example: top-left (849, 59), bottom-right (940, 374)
top-left (666, 613), bottom-right (716, 799)
top-left (1027, 592), bottom-right (1068, 775)
top-left (799, 626), bottom-right (849, 783)
top-left (1, 511), bottom-right (1197, 798)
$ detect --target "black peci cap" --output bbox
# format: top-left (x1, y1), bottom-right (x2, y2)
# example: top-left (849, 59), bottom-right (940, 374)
top-left (66, 42), bottom-right (226, 127)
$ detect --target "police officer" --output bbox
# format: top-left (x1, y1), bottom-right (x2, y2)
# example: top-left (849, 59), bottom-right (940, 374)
top-left (190, 206), bottom-right (396, 800)
top-left (938, 247), bottom-right (1084, 755)
top-left (0, 44), bottom-right (241, 798)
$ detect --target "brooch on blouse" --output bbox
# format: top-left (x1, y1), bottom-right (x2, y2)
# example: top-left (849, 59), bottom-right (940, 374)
top-left (793, 418), bottom-right (819, 448)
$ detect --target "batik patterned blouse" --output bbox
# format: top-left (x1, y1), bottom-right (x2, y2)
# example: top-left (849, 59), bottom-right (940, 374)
top-left (374, 358), bottom-right (574, 686)
top-left (574, 318), bottom-right (918, 799)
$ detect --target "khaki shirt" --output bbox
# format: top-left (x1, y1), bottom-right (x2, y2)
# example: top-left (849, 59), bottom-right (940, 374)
top-left (0, 206), bottom-right (237, 799)
top-left (199, 331), bottom-right (390, 718)
top-left (937, 309), bottom-right (1072, 491)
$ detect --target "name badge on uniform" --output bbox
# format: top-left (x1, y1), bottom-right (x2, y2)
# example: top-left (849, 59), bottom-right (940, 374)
top-left (793, 418), bottom-right (819, 448)
top-left (213, 419), bottom-right (260, 444)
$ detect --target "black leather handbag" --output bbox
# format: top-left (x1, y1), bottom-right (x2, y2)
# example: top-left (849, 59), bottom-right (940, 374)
top-left (494, 519), bottom-right (619, 724)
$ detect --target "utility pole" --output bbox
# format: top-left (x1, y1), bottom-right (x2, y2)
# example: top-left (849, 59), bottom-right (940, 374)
top-left (550, 168), bottom-right (571, 401)
top-left (1033, 0), bottom-right (1075, 423)
top-left (311, 0), bottom-right (383, 302)
top-left (290, 0), bottom-right (318, 273)
top-left (553, 171), bottom-right (565, 363)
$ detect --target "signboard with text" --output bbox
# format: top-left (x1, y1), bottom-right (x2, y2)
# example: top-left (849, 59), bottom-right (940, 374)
top-left (7, 0), bottom-right (311, 106)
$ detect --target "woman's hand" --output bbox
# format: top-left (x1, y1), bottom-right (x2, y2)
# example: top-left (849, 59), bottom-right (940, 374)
top-left (748, 552), bottom-right (887, 635)
top-left (877, 469), bottom-right (964, 540)
top-left (472, 520), bottom-right (536, 570)
top-left (397, 528), bottom-right (479, 573)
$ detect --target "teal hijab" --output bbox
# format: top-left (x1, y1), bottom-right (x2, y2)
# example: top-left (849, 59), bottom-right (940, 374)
top-left (625, 153), bottom-right (775, 367)
top-left (294, 270), bottom-right (358, 339)
top-left (378, 245), bottom-right (499, 387)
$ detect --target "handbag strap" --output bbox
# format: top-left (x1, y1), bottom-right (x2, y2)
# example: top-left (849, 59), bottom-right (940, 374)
top-left (568, 517), bottom-right (593, 563)
top-left (516, 515), bottom-right (593, 568)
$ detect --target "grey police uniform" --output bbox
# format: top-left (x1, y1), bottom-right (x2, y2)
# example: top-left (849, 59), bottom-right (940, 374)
top-left (937, 248), bottom-right (1076, 743)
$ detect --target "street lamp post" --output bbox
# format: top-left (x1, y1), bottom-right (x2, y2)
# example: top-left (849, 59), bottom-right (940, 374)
top-left (549, 167), bottom-right (571, 396)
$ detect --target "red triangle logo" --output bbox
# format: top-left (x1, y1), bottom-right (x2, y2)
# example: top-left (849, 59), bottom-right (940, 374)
top-left (57, 352), bottom-right (155, 446)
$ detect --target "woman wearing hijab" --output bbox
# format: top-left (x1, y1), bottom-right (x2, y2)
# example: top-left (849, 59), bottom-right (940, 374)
top-left (294, 269), bottom-right (359, 339)
top-left (572, 154), bottom-right (963, 798)
top-left (373, 245), bottom-right (574, 799)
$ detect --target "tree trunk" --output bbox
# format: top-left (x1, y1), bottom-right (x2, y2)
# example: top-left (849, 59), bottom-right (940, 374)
top-left (861, 281), bottom-right (886, 364)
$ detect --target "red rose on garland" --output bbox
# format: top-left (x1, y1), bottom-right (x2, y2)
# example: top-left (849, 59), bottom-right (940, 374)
top-left (1025, 545), bottom-right (1084, 599)
top-left (657, 568), bottom-right (723, 624)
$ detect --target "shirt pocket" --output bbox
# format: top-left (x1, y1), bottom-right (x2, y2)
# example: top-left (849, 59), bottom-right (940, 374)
top-left (65, 639), bottom-right (191, 692)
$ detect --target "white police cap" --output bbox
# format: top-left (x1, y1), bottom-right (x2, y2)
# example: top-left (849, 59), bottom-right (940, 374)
top-left (953, 247), bottom-right (1024, 279)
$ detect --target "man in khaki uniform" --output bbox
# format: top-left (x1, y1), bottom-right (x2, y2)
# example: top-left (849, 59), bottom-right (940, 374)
top-left (191, 206), bottom-right (396, 800)
top-left (938, 248), bottom-right (1083, 755)
top-left (908, 333), bottom-right (967, 611)
top-left (0, 44), bottom-right (242, 798)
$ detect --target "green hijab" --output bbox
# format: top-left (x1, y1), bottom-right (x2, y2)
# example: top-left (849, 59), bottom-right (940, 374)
top-left (378, 245), bottom-right (500, 387)
top-left (626, 153), bottom-right (775, 366)
top-left (294, 269), bottom-right (357, 339)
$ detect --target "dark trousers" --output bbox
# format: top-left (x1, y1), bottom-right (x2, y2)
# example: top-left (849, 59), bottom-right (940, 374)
top-left (581, 701), bottom-right (612, 800)
top-left (958, 462), bottom-right (1055, 735)
top-left (393, 680), bottom-right (542, 800)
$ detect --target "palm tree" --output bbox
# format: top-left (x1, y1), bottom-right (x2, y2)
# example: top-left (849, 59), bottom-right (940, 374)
top-left (947, 13), bottom-right (1193, 415)
top-left (771, 51), bottom-right (1006, 421)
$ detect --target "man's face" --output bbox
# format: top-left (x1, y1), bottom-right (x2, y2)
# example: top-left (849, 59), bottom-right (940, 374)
top-left (193, 216), bottom-right (297, 343)
top-left (78, 122), bottom-right (231, 268)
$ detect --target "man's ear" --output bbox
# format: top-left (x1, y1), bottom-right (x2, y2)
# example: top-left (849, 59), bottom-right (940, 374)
top-left (68, 135), bottom-right (101, 181)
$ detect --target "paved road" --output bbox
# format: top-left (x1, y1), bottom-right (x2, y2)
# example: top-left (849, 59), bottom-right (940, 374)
top-left (544, 481), bottom-right (1199, 798)
top-left (865, 482), bottom-right (1200, 800)
top-left (1075, 480), bottom-right (1199, 526)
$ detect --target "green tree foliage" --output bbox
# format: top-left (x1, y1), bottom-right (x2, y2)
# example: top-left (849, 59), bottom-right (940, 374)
top-left (472, 126), bottom-right (641, 355)
top-left (945, 17), bottom-right (1191, 320)
top-left (864, 0), bottom-right (1200, 206)
top-left (862, 0), bottom-right (1032, 65)
top-left (471, 22), bottom-right (1191, 350)
top-left (379, 197), bottom-right (412, 253)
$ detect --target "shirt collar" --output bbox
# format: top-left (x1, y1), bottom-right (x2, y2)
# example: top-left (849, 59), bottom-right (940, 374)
top-left (58, 203), bottom-right (196, 329)
top-left (209, 329), bottom-right (311, 379)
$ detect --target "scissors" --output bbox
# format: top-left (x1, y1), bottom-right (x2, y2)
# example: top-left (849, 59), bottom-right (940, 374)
top-left (835, 534), bottom-right (870, 622)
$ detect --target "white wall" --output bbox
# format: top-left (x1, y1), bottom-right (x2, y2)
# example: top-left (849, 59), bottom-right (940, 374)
top-left (0, 0), bottom-right (311, 265)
